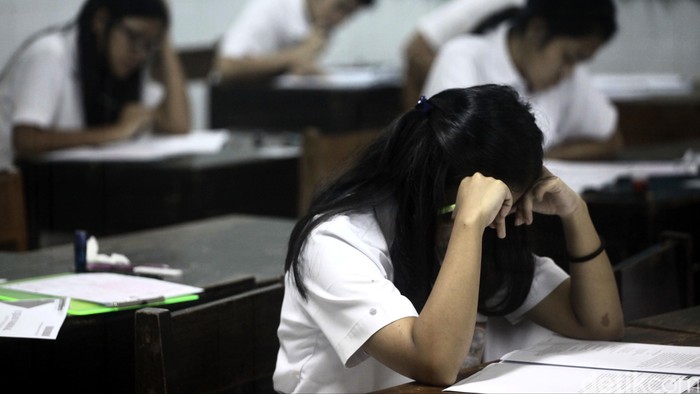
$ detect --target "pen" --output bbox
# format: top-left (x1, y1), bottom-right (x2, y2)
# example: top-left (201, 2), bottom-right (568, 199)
top-left (74, 230), bottom-right (88, 273)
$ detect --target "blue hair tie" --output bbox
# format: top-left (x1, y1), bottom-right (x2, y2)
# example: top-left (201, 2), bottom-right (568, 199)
top-left (415, 95), bottom-right (432, 115)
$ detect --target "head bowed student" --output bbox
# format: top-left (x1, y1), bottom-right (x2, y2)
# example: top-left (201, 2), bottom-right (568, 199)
top-left (423, 0), bottom-right (622, 160)
top-left (0, 0), bottom-right (190, 167)
top-left (274, 84), bottom-right (624, 393)
top-left (213, 0), bottom-right (375, 84)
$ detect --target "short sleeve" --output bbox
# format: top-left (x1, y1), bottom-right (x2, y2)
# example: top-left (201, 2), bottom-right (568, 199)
top-left (417, 0), bottom-right (525, 49)
top-left (11, 38), bottom-right (67, 128)
top-left (301, 218), bottom-right (418, 367)
top-left (558, 67), bottom-right (618, 141)
top-left (422, 38), bottom-right (480, 97)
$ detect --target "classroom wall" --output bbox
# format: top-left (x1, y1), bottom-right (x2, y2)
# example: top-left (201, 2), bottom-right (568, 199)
top-left (1, 0), bottom-right (699, 129)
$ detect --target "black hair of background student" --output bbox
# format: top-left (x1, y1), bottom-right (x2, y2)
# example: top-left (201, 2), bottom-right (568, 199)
top-left (76, 0), bottom-right (169, 127)
top-left (285, 84), bottom-right (544, 313)
top-left (472, 0), bottom-right (617, 42)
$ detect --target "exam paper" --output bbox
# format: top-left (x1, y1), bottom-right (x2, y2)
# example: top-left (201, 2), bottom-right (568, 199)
top-left (43, 129), bottom-right (230, 162)
top-left (446, 362), bottom-right (700, 393)
top-left (545, 159), bottom-right (698, 194)
top-left (501, 336), bottom-right (700, 376)
top-left (0, 297), bottom-right (69, 340)
top-left (2, 273), bottom-right (203, 307)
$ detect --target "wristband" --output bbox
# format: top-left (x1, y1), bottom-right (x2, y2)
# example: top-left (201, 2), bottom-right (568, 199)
top-left (568, 238), bottom-right (606, 263)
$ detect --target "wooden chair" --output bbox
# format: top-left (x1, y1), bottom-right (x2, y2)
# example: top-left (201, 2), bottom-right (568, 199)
top-left (613, 231), bottom-right (695, 322)
top-left (0, 168), bottom-right (28, 251)
top-left (134, 283), bottom-right (284, 394)
top-left (298, 127), bottom-right (379, 216)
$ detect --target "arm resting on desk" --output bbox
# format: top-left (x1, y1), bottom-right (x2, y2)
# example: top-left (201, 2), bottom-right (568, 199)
top-left (545, 127), bottom-right (624, 161)
top-left (151, 33), bottom-right (190, 135)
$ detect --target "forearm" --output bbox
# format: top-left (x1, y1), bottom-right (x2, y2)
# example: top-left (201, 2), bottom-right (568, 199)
top-left (413, 225), bottom-right (483, 381)
top-left (368, 225), bottom-right (483, 386)
top-left (153, 37), bottom-right (190, 134)
top-left (213, 50), bottom-right (302, 83)
top-left (546, 129), bottom-right (624, 161)
top-left (13, 124), bottom-right (132, 156)
top-left (561, 200), bottom-right (625, 338)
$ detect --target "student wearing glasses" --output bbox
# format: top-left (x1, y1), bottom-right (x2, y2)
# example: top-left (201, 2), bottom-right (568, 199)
top-left (0, 0), bottom-right (189, 167)
top-left (423, 0), bottom-right (623, 160)
top-left (273, 85), bottom-right (624, 393)
top-left (212, 0), bottom-right (374, 84)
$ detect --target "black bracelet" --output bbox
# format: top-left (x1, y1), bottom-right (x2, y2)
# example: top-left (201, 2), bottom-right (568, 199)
top-left (568, 238), bottom-right (606, 263)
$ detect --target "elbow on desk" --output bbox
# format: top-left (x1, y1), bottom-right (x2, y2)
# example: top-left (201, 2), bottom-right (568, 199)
top-left (409, 359), bottom-right (462, 387)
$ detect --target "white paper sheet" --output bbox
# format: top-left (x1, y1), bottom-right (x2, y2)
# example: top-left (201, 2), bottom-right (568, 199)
top-left (446, 336), bottom-right (700, 393)
top-left (447, 362), bottom-right (700, 393)
top-left (545, 159), bottom-right (698, 194)
top-left (43, 129), bottom-right (230, 162)
top-left (0, 297), bottom-right (69, 340)
top-left (2, 273), bottom-right (203, 307)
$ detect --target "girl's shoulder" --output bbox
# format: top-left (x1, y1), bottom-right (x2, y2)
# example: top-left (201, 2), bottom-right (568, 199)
top-left (21, 30), bottom-right (72, 64)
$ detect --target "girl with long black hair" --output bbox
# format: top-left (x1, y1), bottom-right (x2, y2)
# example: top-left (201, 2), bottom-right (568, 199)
top-left (0, 0), bottom-right (189, 167)
top-left (274, 85), bottom-right (624, 393)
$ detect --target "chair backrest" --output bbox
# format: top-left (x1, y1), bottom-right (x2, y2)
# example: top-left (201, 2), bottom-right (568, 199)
top-left (0, 168), bottom-right (28, 251)
top-left (134, 283), bottom-right (284, 394)
top-left (613, 231), bottom-right (694, 322)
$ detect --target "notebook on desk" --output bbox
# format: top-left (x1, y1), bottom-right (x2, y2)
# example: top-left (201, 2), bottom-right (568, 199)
top-left (0, 272), bottom-right (203, 315)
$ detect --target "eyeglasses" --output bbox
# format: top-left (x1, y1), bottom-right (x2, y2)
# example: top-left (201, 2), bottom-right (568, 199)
top-left (116, 23), bottom-right (161, 55)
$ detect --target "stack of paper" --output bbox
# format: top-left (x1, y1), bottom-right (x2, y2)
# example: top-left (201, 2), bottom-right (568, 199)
top-left (447, 336), bottom-right (700, 393)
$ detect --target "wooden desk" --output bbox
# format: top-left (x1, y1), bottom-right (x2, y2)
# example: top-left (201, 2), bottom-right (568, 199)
top-left (17, 130), bottom-right (299, 249)
top-left (531, 139), bottom-right (700, 270)
top-left (209, 70), bottom-right (403, 134)
top-left (0, 214), bottom-right (295, 393)
top-left (372, 306), bottom-right (700, 394)
top-left (209, 71), bottom-right (404, 215)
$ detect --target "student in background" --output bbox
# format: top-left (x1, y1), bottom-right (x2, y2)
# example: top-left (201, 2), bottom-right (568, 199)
top-left (0, 0), bottom-right (190, 166)
top-left (212, 0), bottom-right (374, 84)
top-left (402, 0), bottom-right (524, 109)
top-left (274, 85), bottom-right (624, 393)
top-left (424, 0), bottom-right (623, 160)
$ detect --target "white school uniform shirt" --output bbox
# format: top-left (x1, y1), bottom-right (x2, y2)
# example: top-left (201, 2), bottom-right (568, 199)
top-left (217, 0), bottom-right (311, 58)
top-left (417, 0), bottom-right (525, 49)
top-left (273, 205), bottom-right (568, 393)
top-left (0, 26), bottom-right (163, 169)
top-left (423, 24), bottom-right (617, 151)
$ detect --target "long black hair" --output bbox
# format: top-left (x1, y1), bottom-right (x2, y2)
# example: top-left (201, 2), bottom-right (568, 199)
top-left (473, 0), bottom-right (617, 43)
top-left (286, 85), bottom-right (544, 315)
top-left (76, 0), bottom-right (169, 126)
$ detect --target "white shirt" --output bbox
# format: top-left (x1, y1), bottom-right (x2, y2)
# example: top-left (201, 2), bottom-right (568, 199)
top-left (417, 0), bottom-right (525, 49)
top-left (217, 0), bottom-right (311, 58)
top-left (0, 26), bottom-right (162, 169)
top-left (423, 25), bottom-right (617, 150)
top-left (273, 207), bottom-right (568, 393)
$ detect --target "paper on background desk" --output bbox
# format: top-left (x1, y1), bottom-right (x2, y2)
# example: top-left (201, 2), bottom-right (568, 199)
top-left (43, 129), bottom-right (229, 162)
top-left (545, 159), bottom-right (699, 194)
top-left (0, 297), bottom-right (69, 340)
top-left (1, 272), bottom-right (203, 307)
top-left (274, 65), bottom-right (400, 89)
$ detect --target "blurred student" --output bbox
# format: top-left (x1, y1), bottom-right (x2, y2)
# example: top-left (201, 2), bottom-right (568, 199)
top-left (273, 85), bottom-right (624, 393)
top-left (403, 0), bottom-right (524, 109)
top-left (424, 0), bottom-right (623, 160)
top-left (0, 0), bottom-right (190, 167)
top-left (213, 0), bottom-right (374, 84)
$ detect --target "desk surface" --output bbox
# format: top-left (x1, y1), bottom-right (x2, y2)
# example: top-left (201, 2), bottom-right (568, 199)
top-left (17, 130), bottom-right (300, 248)
top-left (0, 213), bottom-right (295, 286)
top-left (0, 213), bottom-right (295, 393)
top-left (373, 306), bottom-right (700, 394)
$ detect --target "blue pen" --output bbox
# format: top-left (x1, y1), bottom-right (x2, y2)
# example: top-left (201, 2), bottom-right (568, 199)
top-left (74, 230), bottom-right (88, 273)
